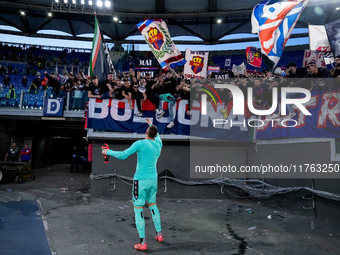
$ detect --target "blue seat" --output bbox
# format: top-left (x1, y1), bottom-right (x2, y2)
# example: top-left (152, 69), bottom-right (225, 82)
top-left (27, 100), bottom-right (36, 108)
top-left (36, 100), bottom-right (44, 108)
top-left (23, 99), bottom-right (28, 107)
top-left (7, 99), bottom-right (17, 107)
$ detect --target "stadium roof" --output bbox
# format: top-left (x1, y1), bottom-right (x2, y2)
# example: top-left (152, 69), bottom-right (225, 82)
top-left (0, 0), bottom-right (339, 45)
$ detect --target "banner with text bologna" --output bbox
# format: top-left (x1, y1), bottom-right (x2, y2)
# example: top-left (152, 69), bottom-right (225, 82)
top-left (86, 98), bottom-right (190, 135)
top-left (86, 98), bottom-right (253, 142)
top-left (87, 89), bottom-right (340, 140)
top-left (256, 89), bottom-right (340, 140)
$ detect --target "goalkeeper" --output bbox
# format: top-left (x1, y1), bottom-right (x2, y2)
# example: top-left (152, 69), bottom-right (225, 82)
top-left (102, 118), bottom-right (163, 251)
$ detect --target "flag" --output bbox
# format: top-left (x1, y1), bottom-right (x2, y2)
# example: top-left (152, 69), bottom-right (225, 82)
top-left (309, 25), bottom-right (332, 52)
top-left (325, 19), bottom-right (340, 58)
top-left (90, 14), bottom-right (115, 82)
top-left (232, 62), bottom-right (246, 75)
top-left (246, 46), bottom-right (262, 68)
top-left (57, 74), bottom-right (68, 84)
top-left (137, 19), bottom-right (186, 69)
top-left (302, 50), bottom-right (326, 68)
top-left (183, 49), bottom-right (209, 79)
top-left (224, 58), bottom-right (231, 67)
top-left (309, 24), bottom-right (334, 65)
top-left (207, 66), bottom-right (220, 74)
top-left (251, 0), bottom-right (309, 67)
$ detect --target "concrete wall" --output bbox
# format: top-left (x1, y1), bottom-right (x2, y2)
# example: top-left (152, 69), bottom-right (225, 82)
top-left (90, 138), bottom-right (340, 223)
top-left (247, 141), bottom-right (340, 223)
top-left (0, 131), bottom-right (11, 161)
top-left (91, 139), bottom-right (241, 199)
top-left (91, 140), bottom-right (191, 197)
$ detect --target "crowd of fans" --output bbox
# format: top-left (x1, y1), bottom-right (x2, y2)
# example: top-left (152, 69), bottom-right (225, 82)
top-left (86, 65), bottom-right (192, 128)
top-left (196, 57), bottom-right (340, 120)
top-left (0, 44), bottom-right (47, 69)
top-left (1, 54), bottom-right (340, 128)
top-left (0, 43), bottom-right (90, 76)
top-left (85, 55), bottom-right (340, 128)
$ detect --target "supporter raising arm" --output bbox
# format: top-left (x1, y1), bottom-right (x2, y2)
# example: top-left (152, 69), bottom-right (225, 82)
top-left (131, 79), bottom-right (147, 117)
top-left (87, 76), bottom-right (102, 99)
top-left (159, 65), bottom-right (180, 129)
top-left (177, 80), bottom-right (191, 115)
top-left (100, 72), bottom-right (115, 99)
top-left (121, 79), bottom-right (134, 109)
top-left (44, 71), bottom-right (60, 97)
top-left (144, 73), bottom-right (164, 118)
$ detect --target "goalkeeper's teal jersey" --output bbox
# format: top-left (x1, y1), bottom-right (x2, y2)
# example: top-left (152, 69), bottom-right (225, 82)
top-left (107, 133), bottom-right (162, 180)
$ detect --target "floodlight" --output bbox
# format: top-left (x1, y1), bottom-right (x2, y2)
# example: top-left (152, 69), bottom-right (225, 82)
top-left (105, 1), bottom-right (111, 8)
top-left (89, 0), bottom-right (93, 5)
top-left (113, 16), bottom-right (118, 22)
top-left (97, 0), bottom-right (103, 7)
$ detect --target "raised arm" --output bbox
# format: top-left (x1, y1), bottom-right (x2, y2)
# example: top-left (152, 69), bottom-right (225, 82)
top-left (154, 130), bottom-right (162, 146)
top-left (146, 118), bottom-right (162, 146)
top-left (104, 141), bottom-right (140, 160)
top-left (166, 64), bottom-right (178, 79)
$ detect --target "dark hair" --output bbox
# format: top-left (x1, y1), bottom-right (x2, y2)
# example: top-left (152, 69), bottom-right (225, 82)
top-left (307, 62), bottom-right (316, 66)
top-left (286, 62), bottom-right (297, 68)
top-left (147, 125), bottom-right (158, 139)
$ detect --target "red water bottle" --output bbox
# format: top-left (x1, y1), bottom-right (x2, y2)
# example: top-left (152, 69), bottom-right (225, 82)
top-left (101, 143), bottom-right (110, 163)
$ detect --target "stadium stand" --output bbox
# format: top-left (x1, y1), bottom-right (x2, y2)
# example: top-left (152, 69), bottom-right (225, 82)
top-left (0, 46), bottom-right (333, 111)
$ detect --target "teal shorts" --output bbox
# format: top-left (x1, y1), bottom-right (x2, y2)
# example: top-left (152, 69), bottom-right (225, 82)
top-left (132, 179), bottom-right (158, 207)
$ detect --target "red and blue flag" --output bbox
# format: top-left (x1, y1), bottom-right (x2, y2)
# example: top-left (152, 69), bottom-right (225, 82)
top-left (147, 27), bottom-right (164, 51)
top-left (251, 0), bottom-right (309, 67)
top-left (190, 56), bottom-right (204, 74)
top-left (246, 46), bottom-right (262, 68)
top-left (137, 19), bottom-right (186, 69)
